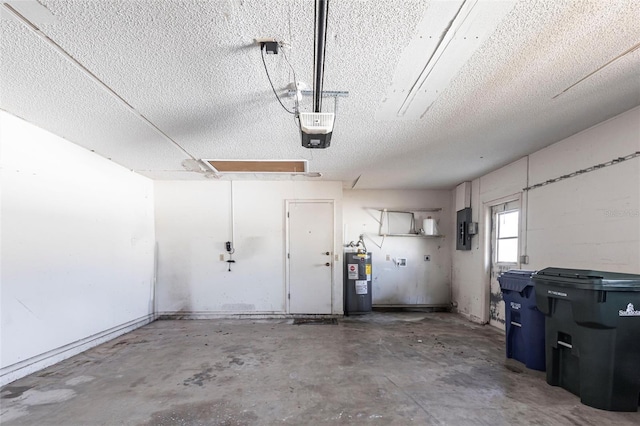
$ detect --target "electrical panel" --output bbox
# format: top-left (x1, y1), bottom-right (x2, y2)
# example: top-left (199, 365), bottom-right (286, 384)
top-left (456, 208), bottom-right (472, 251)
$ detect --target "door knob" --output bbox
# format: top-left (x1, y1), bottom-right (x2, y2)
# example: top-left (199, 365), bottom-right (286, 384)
top-left (325, 262), bottom-right (331, 266)
top-left (325, 252), bottom-right (330, 255)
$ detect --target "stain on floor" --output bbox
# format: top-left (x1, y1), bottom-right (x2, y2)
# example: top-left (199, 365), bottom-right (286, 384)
top-left (142, 399), bottom-right (258, 426)
top-left (183, 366), bottom-right (215, 387)
top-left (292, 318), bottom-right (338, 325)
top-left (1, 313), bottom-right (639, 425)
top-left (0, 386), bottom-right (32, 399)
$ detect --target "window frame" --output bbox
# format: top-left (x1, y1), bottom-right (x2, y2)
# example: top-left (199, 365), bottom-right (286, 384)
top-left (495, 209), bottom-right (519, 265)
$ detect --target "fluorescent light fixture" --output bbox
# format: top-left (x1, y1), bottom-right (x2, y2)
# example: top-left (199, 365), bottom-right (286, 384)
top-left (0, 0), bottom-right (58, 24)
top-left (376, 0), bottom-right (517, 121)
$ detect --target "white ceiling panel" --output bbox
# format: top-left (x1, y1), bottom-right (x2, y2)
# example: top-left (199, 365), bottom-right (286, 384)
top-left (376, 0), bottom-right (518, 120)
top-left (0, 16), bottom-right (189, 171)
top-left (1, 0), bottom-right (639, 188)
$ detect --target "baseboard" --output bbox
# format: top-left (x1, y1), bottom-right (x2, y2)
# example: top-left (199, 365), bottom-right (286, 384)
top-left (372, 304), bottom-right (451, 308)
top-left (455, 310), bottom-right (485, 325)
top-left (157, 311), bottom-right (342, 320)
top-left (0, 314), bottom-right (154, 386)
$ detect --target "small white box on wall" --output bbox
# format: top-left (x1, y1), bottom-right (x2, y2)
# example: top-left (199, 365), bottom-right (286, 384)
top-left (455, 181), bottom-right (471, 212)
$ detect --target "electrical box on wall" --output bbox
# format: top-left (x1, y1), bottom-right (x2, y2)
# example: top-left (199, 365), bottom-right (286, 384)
top-left (455, 181), bottom-right (471, 211)
top-left (467, 222), bottom-right (478, 235)
top-left (456, 208), bottom-right (472, 250)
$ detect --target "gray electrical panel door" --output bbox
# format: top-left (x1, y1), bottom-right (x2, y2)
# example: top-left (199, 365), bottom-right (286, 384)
top-left (456, 208), bottom-right (472, 250)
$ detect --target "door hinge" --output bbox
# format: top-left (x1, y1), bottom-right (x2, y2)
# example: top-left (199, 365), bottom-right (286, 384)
top-left (288, 293), bottom-right (290, 300)
top-left (287, 212), bottom-right (290, 218)
top-left (287, 253), bottom-right (290, 259)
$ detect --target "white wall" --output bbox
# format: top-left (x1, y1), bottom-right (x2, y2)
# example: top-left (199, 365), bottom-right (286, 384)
top-left (343, 189), bottom-right (452, 306)
top-left (451, 159), bottom-right (528, 323)
top-left (526, 108), bottom-right (640, 271)
top-left (0, 111), bottom-right (155, 385)
top-left (451, 106), bottom-right (640, 324)
top-left (154, 180), bottom-right (343, 316)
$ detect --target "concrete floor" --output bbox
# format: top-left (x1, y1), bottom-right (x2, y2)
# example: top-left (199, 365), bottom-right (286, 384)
top-left (1, 312), bottom-right (639, 425)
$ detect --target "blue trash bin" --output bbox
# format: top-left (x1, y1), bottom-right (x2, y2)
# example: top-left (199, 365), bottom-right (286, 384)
top-left (498, 270), bottom-right (545, 371)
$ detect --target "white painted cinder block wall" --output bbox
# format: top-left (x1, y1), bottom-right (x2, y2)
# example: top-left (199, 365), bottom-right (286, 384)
top-left (154, 180), bottom-right (344, 316)
top-left (0, 112), bottom-right (156, 386)
top-left (343, 190), bottom-right (452, 306)
top-left (451, 107), bottom-right (640, 323)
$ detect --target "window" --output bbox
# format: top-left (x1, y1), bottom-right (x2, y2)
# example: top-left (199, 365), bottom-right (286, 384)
top-left (496, 210), bottom-right (519, 263)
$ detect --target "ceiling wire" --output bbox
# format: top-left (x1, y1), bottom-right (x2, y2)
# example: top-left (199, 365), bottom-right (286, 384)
top-left (287, 1), bottom-right (294, 50)
top-left (523, 151), bottom-right (640, 191)
top-left (260, 45), bottom-right (296, 115)
top-left (331, 96), bottom-right (338, 131)
top-left (1, 3), bottom-right (198, 162)
top-left (285, 2), bottom-right (294, 88)
top-left (281, 55), bottom-right (297, 94)
top-left (281, 47), bottom-right (302, 132)
top-left (283, 2), bottom-right (301, 130)
top-left (553, 41), bottom-right (640, 99)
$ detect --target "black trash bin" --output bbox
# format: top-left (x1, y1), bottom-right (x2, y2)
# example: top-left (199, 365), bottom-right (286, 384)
top-left (498, 270), bottom-right (545, 371)
top-left (534, 267), bottom-right (640, 412)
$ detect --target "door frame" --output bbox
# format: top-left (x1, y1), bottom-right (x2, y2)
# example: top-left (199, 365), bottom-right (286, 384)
top-left (285, 199), bottom-right (335, 314)
top-left (481, 193), bottom-right (522, 324)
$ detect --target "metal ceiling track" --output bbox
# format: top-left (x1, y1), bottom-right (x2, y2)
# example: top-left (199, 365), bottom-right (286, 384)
top-left (313, 0), bottom-right (330, 113)
top-left (287, 90), bottom-right (349, 98)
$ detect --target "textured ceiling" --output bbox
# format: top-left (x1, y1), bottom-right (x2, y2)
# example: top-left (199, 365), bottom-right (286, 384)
top-left (1, 0), bottom-right (639, 189)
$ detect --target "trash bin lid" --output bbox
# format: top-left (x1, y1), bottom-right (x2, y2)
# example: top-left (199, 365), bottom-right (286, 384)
top-left (498, 269), bottom-right (535, 292)
top-left (533, 267), bottom-right (640, 291)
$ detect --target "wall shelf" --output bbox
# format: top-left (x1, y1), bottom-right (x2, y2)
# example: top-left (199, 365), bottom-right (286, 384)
top-left (375, 207), bottom-right (443, 238)
top-left (379, 233), bottom-right (444, 238)
top-left (373, 304), bottom-right (450, 309)
top-left (369, 208), bottom-right (442, 212)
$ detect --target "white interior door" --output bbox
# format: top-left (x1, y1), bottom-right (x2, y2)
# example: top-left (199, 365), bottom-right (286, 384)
top-left (489, 200), bottom-right (520, 329)
top-left (288, 201), bottom-right (333, 314)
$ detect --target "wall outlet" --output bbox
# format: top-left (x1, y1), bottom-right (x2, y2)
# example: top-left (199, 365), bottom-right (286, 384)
top-left (386, 254), bottom-right (391, 261)
top-left (424, 255), bottom-right (431, 261)
top-left (397, 258), bottom-right (407, 267)
top-left (219, 254), bottom-right (225, 261)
